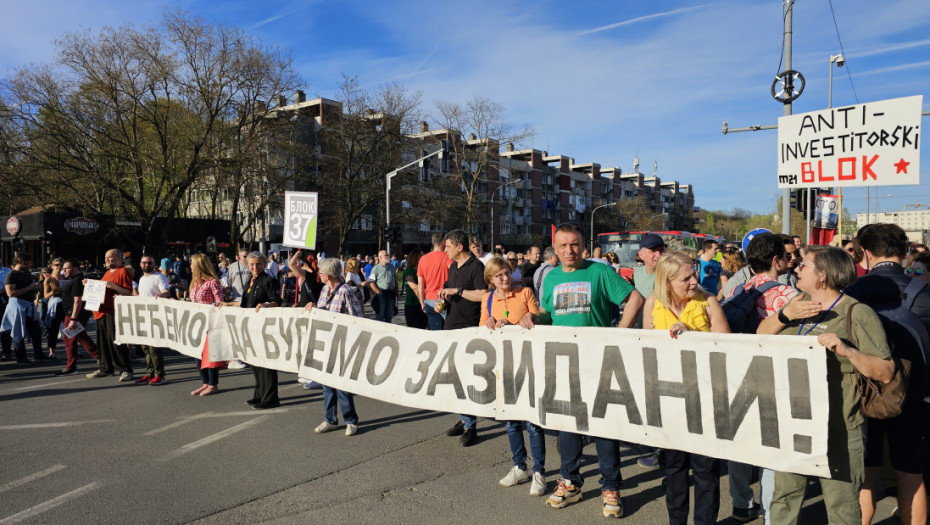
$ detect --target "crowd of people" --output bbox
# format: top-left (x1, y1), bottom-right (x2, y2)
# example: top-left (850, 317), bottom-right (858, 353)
top-left (2, 221), bottom-right (929, 523)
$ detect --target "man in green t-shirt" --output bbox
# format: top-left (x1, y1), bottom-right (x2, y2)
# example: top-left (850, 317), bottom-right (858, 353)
top-left (524, 223), bottom-right (644, 518)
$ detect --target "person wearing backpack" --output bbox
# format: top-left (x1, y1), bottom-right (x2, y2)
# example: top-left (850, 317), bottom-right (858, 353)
top-left (758, 245), bottom-right (895, 525)
top-left (721, 233), bottom-right (799, 523)
top-left (846, 223), bottom-right (930, 525)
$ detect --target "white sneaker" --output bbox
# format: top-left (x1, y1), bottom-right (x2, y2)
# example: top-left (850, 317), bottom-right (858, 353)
top-left (345, 424), bottom-right (357, 436)
top-left (303, 381), bottom-right (324, 390)
top-left (499, 465), bottom-right (530, 487)
top-left (530, 472), bottom-right (547, 496)
top-left (314, 421), bottom-right (337, 434)
top-left (296, 377), bottom-right (310, 384)
top-left (228, 360), bottom-right (246, 369)
top-left (118, 372), bottom-right (134, 382)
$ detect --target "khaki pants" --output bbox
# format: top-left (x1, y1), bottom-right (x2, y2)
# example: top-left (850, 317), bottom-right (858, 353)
top-left (769, 423), bottom-right (865, 525)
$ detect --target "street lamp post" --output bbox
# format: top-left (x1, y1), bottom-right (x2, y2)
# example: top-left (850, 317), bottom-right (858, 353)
top-left (589, 202), bottom-right (618, 248)
top-left (489, 177), bottom-right (524, 251)
top-left (829, 53), bottom-right (845, 238)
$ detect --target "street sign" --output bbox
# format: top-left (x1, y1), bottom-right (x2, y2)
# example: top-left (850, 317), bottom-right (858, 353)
top-left (777, 95), bottom-right (922, 189)
top-left (6, 216), bottom-right (20, 236)
top-left (282, 191), bottom-right (318, 250)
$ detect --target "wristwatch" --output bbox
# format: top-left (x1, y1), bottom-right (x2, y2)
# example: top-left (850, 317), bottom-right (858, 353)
top-left (456, 287), bottom-right (463, 296)
top-left (777, 309), bottom-right (791, 324)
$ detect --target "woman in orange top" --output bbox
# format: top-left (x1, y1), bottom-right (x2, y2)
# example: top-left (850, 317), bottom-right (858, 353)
top-left (480, 256), bottom-right (538, 329)
top-left (479, 256), bottom-right (546, 496)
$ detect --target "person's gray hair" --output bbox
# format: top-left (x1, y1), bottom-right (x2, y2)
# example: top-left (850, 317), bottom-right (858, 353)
top-left (807, 245), bottom-right (856, 291)
top-left (246, 251), bottom-right (266, 264)
top-left (318, 258), bottom-right (342, 279)
top-left (543, 246), bottom-right (557, 261)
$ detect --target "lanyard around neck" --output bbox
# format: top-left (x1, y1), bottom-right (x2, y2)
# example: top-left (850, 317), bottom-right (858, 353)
top-left (797, 293), bottom-right (843, 336)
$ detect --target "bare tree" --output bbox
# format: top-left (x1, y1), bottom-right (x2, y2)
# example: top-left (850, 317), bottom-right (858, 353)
top-left (615, 196), bottom-right (668, 231)
top-left (2, 11), bottom-right (301, 251)
top-left (317, 75), bottom-right (423, 255)
top-left (432, 96), bottom-right (533, 237)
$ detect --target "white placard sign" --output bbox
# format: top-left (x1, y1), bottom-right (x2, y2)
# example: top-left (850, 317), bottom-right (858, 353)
top-left (282, 191), bottom-right (318, 249)
top-left (114, 296), bottom-right (831, 477)
top-left (777, 95), bottom-right (922, 189)
top-left (83, 280), bottom-right (108, 312)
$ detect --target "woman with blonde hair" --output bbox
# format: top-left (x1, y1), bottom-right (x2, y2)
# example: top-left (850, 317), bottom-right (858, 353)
top-left (717, 249), bottom-right (744, 301)
top-left (643, 252), bottom-right (729, 524)
top-left (188, 253), bottom-right (227, 396)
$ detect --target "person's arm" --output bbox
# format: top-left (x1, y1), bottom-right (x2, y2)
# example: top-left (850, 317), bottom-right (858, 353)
top-left (705, 295), bottom-right (731, 333)
top-left (6, 282), bottom-right (39, 298)
top-left (106, 277), bottom-right (133, 296)
top-left (460, 288), bottom-right (487, 302)
top-left (819, 332), bottom-right (894, 383)
top-left (417, 275), bottom-right (427, 309)
top-left (405, 273), bottom-right (422, 303)
top-left (288, 251), bottom-right (307, 280)
top-left (757, 296), bottom-right (824, 334)
top-left (642, 295), bottom-right (656, 330)
top-left (617, 289), bottom-right (645, 328)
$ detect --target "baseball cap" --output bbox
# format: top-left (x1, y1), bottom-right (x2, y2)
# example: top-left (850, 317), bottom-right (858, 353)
top-left (639, 233), bottom-right (666, 250)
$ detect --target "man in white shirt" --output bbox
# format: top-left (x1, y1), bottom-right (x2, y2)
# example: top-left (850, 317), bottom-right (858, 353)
top-left (136, 255), bottom-right (171, 385)
top-left (469, 236), bottom-right (494, 266)
top-left (267, 251), bottom-right (280, 279)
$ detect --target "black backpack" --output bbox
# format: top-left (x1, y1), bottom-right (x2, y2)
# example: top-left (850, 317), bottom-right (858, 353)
top-left (721, 280), bottom-right (782, 334)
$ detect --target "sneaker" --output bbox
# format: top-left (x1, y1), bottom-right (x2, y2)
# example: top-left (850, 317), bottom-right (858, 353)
top-left (530, 472), bottom-right (547, 496)
top-left (601, 490), bottom-right (623, 518)
top-left (87, 370), bottom-right (110, 378)
top-left (118, 372), bottom-right (134, 382)
top-left (228, 360), bottom-right (246, 369)
top-left (315, 421), bottom-right (337, 434)
top-left (345, 423), bottom-right (357, 436)
top-left (499, 465), bottom-right (530, 487)
top-left (446, 421), bottom-right (465, 437)
top-left (732, 504), bottom-right (762, 523)
top-left (55, 368), bottom-right (77, 376)
top-left (459, 428), bottom-right (477, 447)
top-left (546, 479), bottom-right (582, 508)
top-left (637, 451), bottom-right (661, 469)
top-left (135, 375), bottom-right (152, 385)
top-left (149, 376), bottom-right (166, 386)
top-left (296, 376), bottom-right (310, 384)
top-left (303, 381), bottom-right (323, 390)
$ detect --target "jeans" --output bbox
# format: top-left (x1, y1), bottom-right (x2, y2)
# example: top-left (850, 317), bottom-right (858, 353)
top-left (374, 290), bottom-right (396, 323)
top-left (728, 461), bottom-right (774, 523)
top-left (323, 385), bottom-right (358, 425)
top-left (505, 420), bottom-right (545, 474)
top-left (559, 432), bottom-right (622, 491)
top-left (664, 449), bottom-right (720, 525)
top-left (423, 300), bottom-right (445, 331)
top-left (459, 414), bottom-right (477, 431)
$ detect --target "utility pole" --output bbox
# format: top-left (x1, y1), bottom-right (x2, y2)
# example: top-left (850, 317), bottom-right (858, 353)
top-left (780, 0), bottom-right (793, 236)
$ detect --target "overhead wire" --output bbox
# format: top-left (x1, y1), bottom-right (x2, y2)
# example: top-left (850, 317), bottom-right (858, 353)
top-left (826, 0), bottom-right (860, 103)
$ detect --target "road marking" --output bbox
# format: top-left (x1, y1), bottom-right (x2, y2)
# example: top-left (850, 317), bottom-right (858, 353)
top-left (0, 465), bottom-right (66, 494)
top-left (10, 378), bottom-right (86, 392)
top-left (158, 416), bottom-right (270, 462)
top-left (0, 482), bottom-right (102, 524)
top-left (0, 420), bottom-right (114, 430)
top-left (144, 409), bottom-right (288, 436)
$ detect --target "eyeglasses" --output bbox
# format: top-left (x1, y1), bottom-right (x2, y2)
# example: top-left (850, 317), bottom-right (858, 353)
top-left (797, 262), bottom-right (815, 271)
top-left (906, 267), bottom-right (925, 276)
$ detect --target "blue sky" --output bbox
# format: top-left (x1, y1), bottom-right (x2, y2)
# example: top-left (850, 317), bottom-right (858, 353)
top-left (2, 0), bottom-right (929, 218)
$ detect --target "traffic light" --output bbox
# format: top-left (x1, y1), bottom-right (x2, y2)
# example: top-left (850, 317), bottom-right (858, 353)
top-left (438, 139), bottom-right (449, 173)
top-left (12, 234), bottom-right (24, 255)
top-left (419, 150), bottom-right (430, 183)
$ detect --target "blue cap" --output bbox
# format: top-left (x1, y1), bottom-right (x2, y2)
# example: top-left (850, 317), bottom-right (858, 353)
top-left (742, 228), bottom-right (771, 253)
top-left (639, 233), bottom-right (666, 250)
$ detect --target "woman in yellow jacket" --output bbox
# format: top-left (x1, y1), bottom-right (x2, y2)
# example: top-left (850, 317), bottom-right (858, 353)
top-left (642, 252), bottom-right (730, 525)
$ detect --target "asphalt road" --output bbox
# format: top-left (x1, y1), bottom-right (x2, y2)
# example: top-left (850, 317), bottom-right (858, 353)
top-left (0, 310), bottom-right (902, 524)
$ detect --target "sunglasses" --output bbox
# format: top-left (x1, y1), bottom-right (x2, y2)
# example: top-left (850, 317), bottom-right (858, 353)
top-left (906, 267), bottom-right (925, 276)
top-left (507, 258), bottom-right (517, 262)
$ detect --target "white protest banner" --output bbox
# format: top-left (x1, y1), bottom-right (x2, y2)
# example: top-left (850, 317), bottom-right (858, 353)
top-left (282, 191), bottom-right (318, 250)
top-left (114, 297), bottom-right (830, 477)
top-left (83, 280), bottom-right (108, 312)
top-left (777, 95), bottom-right (922, 189)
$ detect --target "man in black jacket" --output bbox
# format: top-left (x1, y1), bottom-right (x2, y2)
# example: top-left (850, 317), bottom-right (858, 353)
top-left (845, 223), bottom-right (930, 525)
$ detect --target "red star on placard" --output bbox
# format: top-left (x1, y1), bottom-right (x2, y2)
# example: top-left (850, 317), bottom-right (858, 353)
top-left (895, 158), bottom-right (910, 174)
